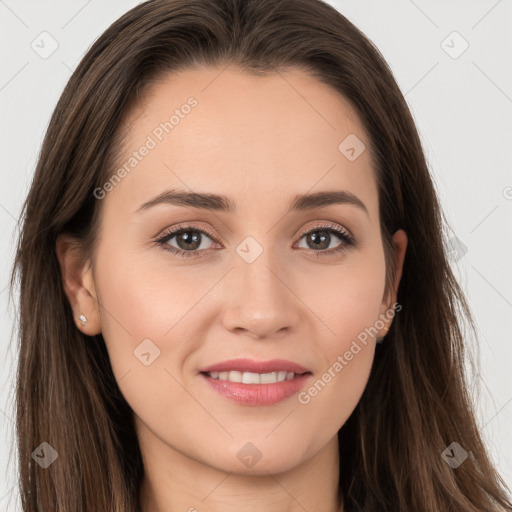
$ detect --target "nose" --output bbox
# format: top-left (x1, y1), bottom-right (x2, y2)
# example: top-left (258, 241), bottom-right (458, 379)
top-left (220, 246), bottom-right (302, 340)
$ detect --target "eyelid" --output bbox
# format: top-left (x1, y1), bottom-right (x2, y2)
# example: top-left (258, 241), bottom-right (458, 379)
top-left (156, 222), bottom-right (221, 245)
top-left (155, 220), bottom-right (356, 257)
top-left (294, 220), bottom-right (354, 244)
top-left (156, 220), bottom-right (353, 242)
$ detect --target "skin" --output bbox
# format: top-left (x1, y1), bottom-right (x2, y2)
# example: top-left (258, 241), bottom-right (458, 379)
top-left (57, 66), bottom-right (407, 512)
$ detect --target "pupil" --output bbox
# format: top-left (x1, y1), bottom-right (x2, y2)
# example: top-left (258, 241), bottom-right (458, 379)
top-left (309, 230), bottom-right (329, 250)
top-left (178, 231), bottom-right (200, 250)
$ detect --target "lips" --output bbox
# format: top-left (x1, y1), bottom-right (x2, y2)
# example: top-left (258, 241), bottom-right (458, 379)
top-left (199, 358), bottom-right (311, 375)
top-left (198, 358), bottom-right (313, 405)
top-left (200, 372), bottom-right (312, 405)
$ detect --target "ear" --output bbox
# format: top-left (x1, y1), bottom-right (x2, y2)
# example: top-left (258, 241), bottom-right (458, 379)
top-left (56, 233), bottom-right (102, 335)
top-left (377, 229), bottom-right (407, 337)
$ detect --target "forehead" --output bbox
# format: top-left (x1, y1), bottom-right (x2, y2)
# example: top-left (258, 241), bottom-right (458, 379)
top-left (105, 66), bottom-right (378, 219)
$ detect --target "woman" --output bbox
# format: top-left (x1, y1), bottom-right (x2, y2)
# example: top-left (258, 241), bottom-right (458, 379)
top-left (10, 0), bottom-right (512, 510)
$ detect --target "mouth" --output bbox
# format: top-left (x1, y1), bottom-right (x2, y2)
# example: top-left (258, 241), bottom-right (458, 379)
top-left (200, 370), bottom-right (309, 384)
top-left (198, 359), bottom-right (313, 405)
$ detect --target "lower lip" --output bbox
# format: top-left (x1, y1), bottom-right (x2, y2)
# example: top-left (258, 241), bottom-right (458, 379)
top-left (200, 373), bottom-right (312, 406)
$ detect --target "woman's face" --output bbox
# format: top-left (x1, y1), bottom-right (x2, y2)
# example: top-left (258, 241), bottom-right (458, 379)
top-left (65, 66), bottom-right (406, 475)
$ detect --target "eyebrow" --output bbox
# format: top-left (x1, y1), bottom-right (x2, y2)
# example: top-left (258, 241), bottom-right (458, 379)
top-left (136, 188), bottom-right (369, 217)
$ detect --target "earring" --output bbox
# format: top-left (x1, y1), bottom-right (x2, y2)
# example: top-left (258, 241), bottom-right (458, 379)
top-left (79, 314), bottom-right (87, 326)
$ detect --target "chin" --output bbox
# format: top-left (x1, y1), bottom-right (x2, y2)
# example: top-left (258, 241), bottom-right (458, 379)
top-left (202, 439), bottom-right (309, 475)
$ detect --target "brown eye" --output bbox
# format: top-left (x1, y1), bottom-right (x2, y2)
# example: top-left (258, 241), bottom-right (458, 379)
top-left (156, 226), bottom-right (218, 258)
top-left (171, 230), bottom-right (204, 251)
top-left (303, 230), bottom-right (335, 250)
top-left (296, 224), bottom-right (355, 257)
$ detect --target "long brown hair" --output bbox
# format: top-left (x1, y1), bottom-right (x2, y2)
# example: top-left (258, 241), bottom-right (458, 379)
top-left (9, 0), bottom-right (512, 510)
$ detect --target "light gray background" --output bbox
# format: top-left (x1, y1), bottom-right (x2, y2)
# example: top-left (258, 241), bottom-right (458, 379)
top-left (1, 1), bottom-right (511, 510)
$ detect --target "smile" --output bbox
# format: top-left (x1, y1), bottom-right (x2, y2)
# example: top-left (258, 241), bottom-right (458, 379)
top-left (203, 370), bottom-right (300, 384)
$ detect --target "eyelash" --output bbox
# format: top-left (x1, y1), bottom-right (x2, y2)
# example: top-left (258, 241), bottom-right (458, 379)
top-left (155, 221), bottom-right (356, 259)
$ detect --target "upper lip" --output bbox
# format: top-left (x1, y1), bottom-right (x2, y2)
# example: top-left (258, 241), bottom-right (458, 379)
top-left (199, 358), bottom-right (311, 375)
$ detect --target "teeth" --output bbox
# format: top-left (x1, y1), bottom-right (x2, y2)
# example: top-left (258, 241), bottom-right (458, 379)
top-left (260, 372), bottom-right (278, 384)
top-left (229, 371), bottom-right (243, 382)
top-left (207, 371), bottom-right (297, 384)
top-left (242, 371), bottom-right (260, 384)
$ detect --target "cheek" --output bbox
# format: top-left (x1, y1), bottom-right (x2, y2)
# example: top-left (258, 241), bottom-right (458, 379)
top-left (92, 239), bottom-right (200, 375)
top-left (93, 245), bottom-right (208, 425)
top-left (296, 266), bottom-right (383, 434)
top-left (298, 248), bottom-right (387, 346)
top-left (294, 247), bottom-right (385, 407)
